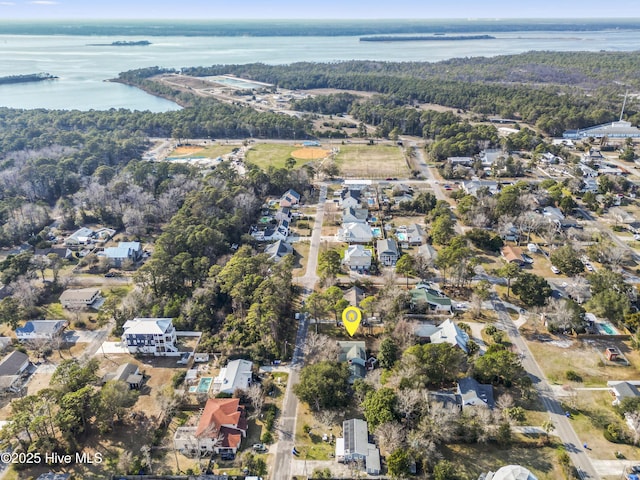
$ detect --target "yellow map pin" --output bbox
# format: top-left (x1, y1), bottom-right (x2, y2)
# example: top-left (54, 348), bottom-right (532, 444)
top-left (342, 306), bottom-right (362, 337)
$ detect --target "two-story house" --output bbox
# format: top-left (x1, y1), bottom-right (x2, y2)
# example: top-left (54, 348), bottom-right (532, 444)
top-left (121, 317), bottom-right (179, 356)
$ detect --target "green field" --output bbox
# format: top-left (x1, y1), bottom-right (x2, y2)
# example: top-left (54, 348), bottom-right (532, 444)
top-left (245, 143), bottom-right (298, 170)
top-left (334, 144), bottom-right (408, 178)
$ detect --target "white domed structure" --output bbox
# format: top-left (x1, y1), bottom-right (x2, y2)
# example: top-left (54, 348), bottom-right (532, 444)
top-left (491, 465), bottom-right (538, 480)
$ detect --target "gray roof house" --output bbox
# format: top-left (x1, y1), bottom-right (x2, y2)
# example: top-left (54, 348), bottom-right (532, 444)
top-left (342, 207), bottom-right (368, 224)
top-left (343, 286), bottom-right (365, 308)
top-left (405, 224), bottom-right (425, 245)
top-left (15, 320), bottom-right (67, 341)
top-left (265, 240), bottom-right (293, 262)
top-left (418, 244), bottom-right (438, 263)
top-left (337, 223), bottom-right (373, 244)
top-left (377, 238), bottom-right (399, 266)
top-left (0, 350), bottom-right (30, 393)
top-left (335, 419), bottom-right (381, 475)
top-left (457, 377), bottom-right (495, 409)
top-left (607, 380), bottom-right (640, 406)
top-left (102, 362), bottom-right (143, 389)
top-left (338, 341), bottom-right (367, 384)
top-left (343, 245), bottom-right (372, 270)
top-left (462, 179), bottom-right (499, 197)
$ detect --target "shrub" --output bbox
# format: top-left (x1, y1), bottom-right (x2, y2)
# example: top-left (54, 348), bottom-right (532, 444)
top-left (261, 431), bottom-right (274, 444)
top-left (74, 321), bottom-right (86, 329)
top-left (565, 370), bottom-right (583, 382)
top-left (171, 371), bottom-right (186, 388)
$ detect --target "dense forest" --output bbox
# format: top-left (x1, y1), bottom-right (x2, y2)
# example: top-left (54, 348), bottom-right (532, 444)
top-left (175, 51), bottom-right (640, 136)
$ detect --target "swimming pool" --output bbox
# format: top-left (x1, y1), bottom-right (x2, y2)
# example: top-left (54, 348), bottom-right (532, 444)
top-left (599, 322), bottom-right (618, 335)
top-left (397, 232), bottom-right (408, 241)
top-left (372, 227), bottom-right (382, 238)
top-left (196, 377), bottom-right (213, 394)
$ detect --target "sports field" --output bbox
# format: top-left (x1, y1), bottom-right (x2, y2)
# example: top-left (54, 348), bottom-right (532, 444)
top-left (245, 143), bottom-right (331, 170)
top-left (168, 144), bottom-right (236, 159)
top-left (334, 144), bottom-right (408, 178)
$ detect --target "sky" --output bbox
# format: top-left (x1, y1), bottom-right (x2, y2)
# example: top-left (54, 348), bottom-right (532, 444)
top-left (1, 0), bottom-right (640, 20)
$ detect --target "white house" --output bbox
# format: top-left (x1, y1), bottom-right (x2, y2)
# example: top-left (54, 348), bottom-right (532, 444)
top-left (60, 288), bottom-right (102, 309)
top-left (343, 245), bottom-right (372, 270)
top-left (102, 241), bottom-right (142, 267)
top-left (15, 320), bottom-right (67, 341)
top-left (212, 359), bottom-right (253, 395)
top-left (337, 223), bottom-right (373, 244)
top-left (425, 318), bottom-right (469, 352)
top-left (462, 179), bottom-right (499, 197)
top-left (64, 227), bottom-right (95, 246)
top-left (121, 317), bottom-right (179, 356)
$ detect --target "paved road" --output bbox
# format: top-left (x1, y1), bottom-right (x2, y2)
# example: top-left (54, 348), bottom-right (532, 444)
top-left (492, 296), bottom-right (600, 480)
top-left (272, 184), bottom-right (327, 480)
top-left (411, 144), bottom-right (464, 235)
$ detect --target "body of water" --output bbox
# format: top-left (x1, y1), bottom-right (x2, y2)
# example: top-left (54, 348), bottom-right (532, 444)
top-left (1, 29), bottom-right (640, 111)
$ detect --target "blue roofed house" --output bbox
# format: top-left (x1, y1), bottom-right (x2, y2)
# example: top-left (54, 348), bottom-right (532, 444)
top-left (121, 317), bottom-right (179, 356)
top-left (102, 241), bottom-right (142, 267)
top-left (16, 320), bottom-right (67, 341)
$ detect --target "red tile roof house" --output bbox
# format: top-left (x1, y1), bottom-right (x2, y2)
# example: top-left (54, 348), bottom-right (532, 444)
top-left (174, 398), bottom-right (247, 456)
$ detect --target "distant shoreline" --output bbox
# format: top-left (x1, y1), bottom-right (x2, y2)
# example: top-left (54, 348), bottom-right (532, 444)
top-left (0, 19), bottom-right (639, 37)
top-left (360, 34), bottom-right (495, 42)
top-left (0, 73), bottom-right (58, 85)
top-left (87, 40), bottom-right (152, 46)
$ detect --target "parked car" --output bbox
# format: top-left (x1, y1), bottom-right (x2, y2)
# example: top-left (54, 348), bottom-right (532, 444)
top-left (252, 443), bottom-right (267, 452)
top-left (550, 265), bottom-right (560, 274)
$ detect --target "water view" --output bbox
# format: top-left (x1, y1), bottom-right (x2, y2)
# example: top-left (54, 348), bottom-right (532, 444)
top-left (1, 26), bottom-right (640, 111)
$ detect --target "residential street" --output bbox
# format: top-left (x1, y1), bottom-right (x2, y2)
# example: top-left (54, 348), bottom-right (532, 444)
top-left (272, 183), bottom-right (327, 480)
top-left (493, 297), bottom-right (600, 480)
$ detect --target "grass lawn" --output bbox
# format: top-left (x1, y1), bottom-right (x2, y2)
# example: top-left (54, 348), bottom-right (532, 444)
top-left (441, 442), bottom-right (565, 480)
top-left (525, 337), bottom-right (640, 386)
top-left (294, 404), bottom-right (336, 461)
top-left (245, 144), bottom-right (299, 170)
top-left (334, 144), bottom-right (408, 179)
top-left (569, 390), bottom-right (640, 460)
top-left (292, 241), bottom-right (310, 277)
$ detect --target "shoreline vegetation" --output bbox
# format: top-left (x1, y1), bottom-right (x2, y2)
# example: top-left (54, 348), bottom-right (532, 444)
top-left (87, 40), bottom-right (152, 46)
top-left (360, 34), bottom-right (495, 42)
top-left (0, 19), bottom-right (639, 37)
top-left (0, 73), bottom-right (58, 85)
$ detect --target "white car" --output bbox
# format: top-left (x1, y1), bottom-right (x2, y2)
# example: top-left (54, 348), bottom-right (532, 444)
top-left (551, 265), bottom-right (560, 274)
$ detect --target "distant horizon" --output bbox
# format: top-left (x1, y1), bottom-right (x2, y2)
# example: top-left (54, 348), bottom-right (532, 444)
top-left (3, 17), bottom-right (640, 21)
top-left (0, 0), bottom-right (639, 20)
